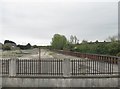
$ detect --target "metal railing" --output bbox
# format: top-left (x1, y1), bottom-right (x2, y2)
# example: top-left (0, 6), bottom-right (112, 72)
top-left (56, 50), bottom-right (119, 64)
top-left (1, 58), bottom-right (119, 78)
top-left (0, 59), bottom-right (9, 75)
top-left (71, 59), bottom-right (115, 76)
top-left (16, 59), bottom-right (63, 76)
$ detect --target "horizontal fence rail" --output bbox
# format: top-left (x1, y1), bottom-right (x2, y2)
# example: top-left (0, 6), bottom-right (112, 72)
top-left (55, 50), bottom-right (119, 64)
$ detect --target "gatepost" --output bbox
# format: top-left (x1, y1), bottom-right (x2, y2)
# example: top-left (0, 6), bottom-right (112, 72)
top-left (63, 59), bottom-right (71, 77)
top-left (9, 58), bottom-right (17, 77)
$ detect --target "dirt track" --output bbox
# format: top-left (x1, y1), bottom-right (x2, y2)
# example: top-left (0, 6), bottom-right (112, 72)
top-left (18, 49), bottom-right (80, 59)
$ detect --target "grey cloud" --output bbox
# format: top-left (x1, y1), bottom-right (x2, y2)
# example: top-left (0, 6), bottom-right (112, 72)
top-left (0, 1), bottom-right (118, 45)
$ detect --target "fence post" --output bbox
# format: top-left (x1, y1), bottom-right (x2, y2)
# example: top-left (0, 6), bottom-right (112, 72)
top-left (9, 58), bottom-right (17, 77)
top-left (63, 59), bottom-right (71, 77)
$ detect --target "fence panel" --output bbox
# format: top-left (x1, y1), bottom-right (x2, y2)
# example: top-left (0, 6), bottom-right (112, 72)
top-left (1, 59), bottom-right (9, 75)
top-left (71, 58), bottom-right (115, 76)
top-left (16, 59), bottom-right (63, 76)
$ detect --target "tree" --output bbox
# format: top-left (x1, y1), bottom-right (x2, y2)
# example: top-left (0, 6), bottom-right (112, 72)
top-left (81, 40), bottom-right (88, 44)
top-left (74, 36), bottom-right (77, 44)
top-left (17, 43), bottom-right (31, 50)
top-left (106, 35), bottom-right (118, 42)
top-left (70, 35), bottom-right (78, 44)
top-left (51, 34), bottom-right (67, 50)
top-left (26, 43), bottom-right (31, 49)
top-left (107, 41), bottom-right (120, 56)
top-left (2, 44), bottom-right (11, 50)
top-left (33, 45), bottom-right (37, 48)
top-left (0, 43), bottom-right (2, 49)
top-left (4, 40), bottom-right (16, 45)
top-left (95, 40), bottom-right (99, 43)
top-left (70, 35), bottom-right (74, 44)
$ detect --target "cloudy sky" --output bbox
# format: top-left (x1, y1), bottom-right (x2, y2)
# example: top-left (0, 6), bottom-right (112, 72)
top-left (0, 0), bottom-right (119, 45)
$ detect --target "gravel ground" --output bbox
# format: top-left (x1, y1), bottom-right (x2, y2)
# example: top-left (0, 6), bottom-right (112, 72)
top-left (12, 49), bottom-right (53, 59)
top-left (50, 51), bottom-right (81, 59)
top-left (18, 49), bottom-right (81, 59)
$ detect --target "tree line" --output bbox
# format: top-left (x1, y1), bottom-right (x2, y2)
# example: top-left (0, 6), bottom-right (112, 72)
top-left (51, 34), bottom-right (120, 56)
top-left (1, 40), bottom-right (33, 50)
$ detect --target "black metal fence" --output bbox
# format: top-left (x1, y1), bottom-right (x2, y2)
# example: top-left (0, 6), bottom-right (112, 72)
top-left (1, 58), bottom-right (119, 77)
top-left (1, 59), bottom-right (9, 75)
top-left (71, 59), bottom-right (115, 76)
top-left (16, 59), bottom-right (63, 76)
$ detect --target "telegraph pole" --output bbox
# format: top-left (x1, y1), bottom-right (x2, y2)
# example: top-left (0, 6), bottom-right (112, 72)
top-left (39, 47), bottom-right (41, 60)
top-left (38, 47), bottom-right (41, 74)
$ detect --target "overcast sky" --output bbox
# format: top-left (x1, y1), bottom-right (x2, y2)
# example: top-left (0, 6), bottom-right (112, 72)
top-left (0, 0), bottom-right (119, 45)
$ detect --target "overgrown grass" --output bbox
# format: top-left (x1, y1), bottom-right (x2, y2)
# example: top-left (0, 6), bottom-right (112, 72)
top-left (49, 52), bottom-right (54, 55)
top-left (0, 49), bottom-right (36, 58)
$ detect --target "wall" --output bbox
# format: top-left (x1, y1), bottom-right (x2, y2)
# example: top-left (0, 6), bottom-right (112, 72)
top-left (2, 77), bottom-right (118, 88)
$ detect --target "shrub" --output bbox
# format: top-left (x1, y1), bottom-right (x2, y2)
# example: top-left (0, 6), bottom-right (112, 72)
top-left (3, 45), bottom-right (11, 50)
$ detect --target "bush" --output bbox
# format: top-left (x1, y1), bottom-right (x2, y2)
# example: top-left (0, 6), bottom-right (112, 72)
top-left (117, 52), bottom-right (120, 57)
top-left (3, 45), bottom-right (11, 50)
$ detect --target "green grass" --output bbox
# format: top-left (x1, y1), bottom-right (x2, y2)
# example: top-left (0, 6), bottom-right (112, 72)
top-left (49, 52), bottom-right (54, 55)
